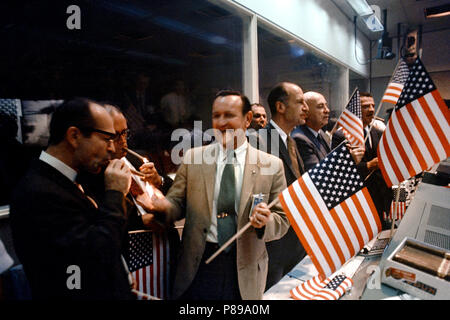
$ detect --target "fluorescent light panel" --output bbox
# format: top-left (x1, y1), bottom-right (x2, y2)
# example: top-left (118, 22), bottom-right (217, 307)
top-left (346, 0), bottom-right (374, 17)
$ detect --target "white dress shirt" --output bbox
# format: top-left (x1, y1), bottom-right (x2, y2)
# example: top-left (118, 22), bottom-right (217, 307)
top-left (270, 120), bottom-right (288, 148)
top-left (206, 141), bottom-right (247, 243)
top-left (39, 151), bottom-right (77, 183)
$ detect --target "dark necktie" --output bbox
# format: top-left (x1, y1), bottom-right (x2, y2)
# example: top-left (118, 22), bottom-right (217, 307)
top-left (316, 132), bottom-right (329, 154)
top-left (287, 136), bottom-right (301, 178)
top-left (216, 151), bottom-right (237, 252)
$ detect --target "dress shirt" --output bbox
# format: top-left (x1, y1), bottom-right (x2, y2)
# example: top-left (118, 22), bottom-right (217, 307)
top-left (39, 151), bottom-right (77, 183)
top-left (270, 120), bottom-right (288, 148)
top-left (206, 141), bottom-right (247, 243)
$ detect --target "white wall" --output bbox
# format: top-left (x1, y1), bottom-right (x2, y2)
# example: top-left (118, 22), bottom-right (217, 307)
top-left (229, 0), bottom-right (370, 76)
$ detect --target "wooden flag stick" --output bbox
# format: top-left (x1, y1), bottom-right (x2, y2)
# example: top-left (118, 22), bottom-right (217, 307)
top-left (389, 184), bottom-right (402, 241)
top-left (205, 197), bottom-right (279, 265)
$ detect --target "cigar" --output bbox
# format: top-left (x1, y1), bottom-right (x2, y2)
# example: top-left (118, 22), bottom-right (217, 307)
top-left (124, 147), bottom-right (149, 163)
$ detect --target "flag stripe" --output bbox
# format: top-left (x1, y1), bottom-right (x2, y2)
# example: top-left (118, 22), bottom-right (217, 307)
top-left (384, 118), bottom-right (412, 181)
top-left (339, 113), bottom-right (364, 145)
top-left (299, 177), bottom-right (347, 266)
top-left (352, 193), bottom-right (375, 241)
top-left (428, 91), bottom-right (450, 148)
top-left (361, 187), bottom-right (382, 231)
top-left (419, 95), bottom-right (449, 158)
top-left (280, 188), bottom-right (329, 277)
top-left (330, 206), bottom-right (359, 256)
top-left (292, 179), bottom-right (337, 273)
top-left (377, 136), bottom-right (394, 186)
top-left (393, 109), bottom-right (426, 172)
top-left (345, 197), bottom-right (370, 244)
top-left (379, 127), bottom-right (404, 186)
top-left (339, 200), bottom-right (365, 250)
top-left (400, 104), bottom-right (435, 166)
top-left (408, 101), bottom-right (441, 164)
top-left (387, 112), bottom-right (417, 177)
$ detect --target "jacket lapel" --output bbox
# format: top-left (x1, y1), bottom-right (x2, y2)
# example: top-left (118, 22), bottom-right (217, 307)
top-left (238, 144), bottom-right (258, 222)
top-left (202, 144), bottom-right (217, 215)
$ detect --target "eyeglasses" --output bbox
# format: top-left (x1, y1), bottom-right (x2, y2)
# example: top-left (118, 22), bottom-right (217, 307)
top-left (78, 126), bottom-right (117, 141)
top-left (114, 128), bottom-right (131, 141)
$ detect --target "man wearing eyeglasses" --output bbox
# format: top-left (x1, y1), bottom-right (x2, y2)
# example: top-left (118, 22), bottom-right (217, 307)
top-left (10, 98), bottom-right (135, 299)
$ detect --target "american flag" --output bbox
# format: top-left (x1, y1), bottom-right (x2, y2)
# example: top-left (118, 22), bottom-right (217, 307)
top-left (378, 58), bottom-right (450, 188)
top-left (125, 230), bottom-right (170, 300)
top-left (337, 90), bottom-right (364, 147)
top-left (290, 274), bottom-right (353, 300)
top-left (381, 59), bottom-right (410, 105)
top-left (279, 143), bottom-right (381, 278)
top-left (384, 187), bottom-right (407, 221)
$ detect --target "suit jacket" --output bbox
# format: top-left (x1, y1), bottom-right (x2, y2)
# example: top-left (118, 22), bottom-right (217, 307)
top-left (292, 125), bottom-right (331, 171)
top-left (163, 143), bottom-right (289, 300)
top-left (254, 122), bottom-right (305, 185)
top-left (251, 122), bottom-right (307, 290)
top-left (10, 160), bottom-right (133, 300)
top-left (332, 127), bottom-right (392, 224)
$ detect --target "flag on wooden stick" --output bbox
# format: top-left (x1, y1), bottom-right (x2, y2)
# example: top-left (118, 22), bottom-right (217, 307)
top-left (381, 59), bottom-right (410, 105)
top-left (337, 89), bottom-right (364, 148)
top-left (378, 58), bottom-right (450, 188)
top-left (279, 143), bottom-right (381, 278)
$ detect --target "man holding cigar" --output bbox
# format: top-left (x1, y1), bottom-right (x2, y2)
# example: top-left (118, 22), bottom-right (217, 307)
top-left (10, 98), bottom-right (134, 299)
top-left (141, 90), bottom-right (289, 300)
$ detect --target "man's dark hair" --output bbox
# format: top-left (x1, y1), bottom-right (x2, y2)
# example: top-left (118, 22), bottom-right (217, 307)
top-left (267, 82), bottom-right (291, 116)
top-left (214, 90), bottom-right (251, 115)
top-left (48, 97), bottom-right (100, 146)
top-left (360, 91), bottom-right (373, 98)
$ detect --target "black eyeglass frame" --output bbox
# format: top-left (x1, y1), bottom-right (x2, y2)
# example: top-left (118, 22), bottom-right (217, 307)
top-left (114, 128), bottom-right (131, 141)
top-left (77, 126), bottom-right (117, 140)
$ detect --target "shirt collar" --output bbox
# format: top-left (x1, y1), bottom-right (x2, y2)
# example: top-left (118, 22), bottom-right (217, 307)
top-left (217, 140), bottom-right (247, 165)
top-left (39, 151), bottom-right (77, 183)
top-left (306, 126), bottom-right (320, 138)
top-left (270, 120), bottom-right (288, 144)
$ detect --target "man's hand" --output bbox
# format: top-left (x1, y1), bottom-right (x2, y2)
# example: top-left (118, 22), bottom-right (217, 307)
top-left (139, 162), bottom-right (163, 187)
top-left (367, 157), bottom-right (379, 170)
top-left (347, 144), bottom-right (365, 165)
top-left (249, 202), bottom-right (272, 229)
top-left (104, 159), bottom-right (131, 195)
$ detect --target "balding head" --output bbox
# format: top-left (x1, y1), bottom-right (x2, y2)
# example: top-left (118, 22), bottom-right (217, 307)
top-left (304, 91), bottom-right (330, 131)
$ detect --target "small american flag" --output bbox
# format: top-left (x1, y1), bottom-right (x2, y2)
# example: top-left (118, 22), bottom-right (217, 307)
top-left (384, 187), bottom-right (407, 221)
top-left (125, 230), bottom-right (170, 300)
top-left (337, 90), bottom-right (364, 147)
top-left (0, 98), bottom-right (22, 142)
top-left (279, 143), bottom-right (381, 278)
top-left (290, 274), bottom-right (353, 300)
top-left (381, 59), bottom-right (410, 105)
top-left (378, 58), bottom-right (450, 187)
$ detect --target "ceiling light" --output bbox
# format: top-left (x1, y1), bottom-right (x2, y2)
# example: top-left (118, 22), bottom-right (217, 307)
top-left (346, 0), bottom-right (374, 17)
top-left (424, 4), bottom-right (450, 19)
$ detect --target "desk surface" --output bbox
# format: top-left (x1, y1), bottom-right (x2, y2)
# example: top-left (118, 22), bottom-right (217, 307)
top-left (263, 237), bottom-right (417, 300)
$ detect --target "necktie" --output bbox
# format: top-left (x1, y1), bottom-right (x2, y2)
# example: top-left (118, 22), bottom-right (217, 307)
top-left (316, 132), bottom-right (329, 154)
top-left (287, 136), bottom-right (301, 178)
top-left (75, 182), bottom-right (98, 209)
top-left (216, 151), bottom-right (237, 252)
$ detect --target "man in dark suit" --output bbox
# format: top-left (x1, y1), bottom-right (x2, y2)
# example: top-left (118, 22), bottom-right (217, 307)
top-left (10, 98), bottom-right (134, 299)
top-left (332, 92), bottom-right (391, 229)
top-left (292, 91), bottom-right (331, 171)
top-left (252, 82), bottom-right (309, 290)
